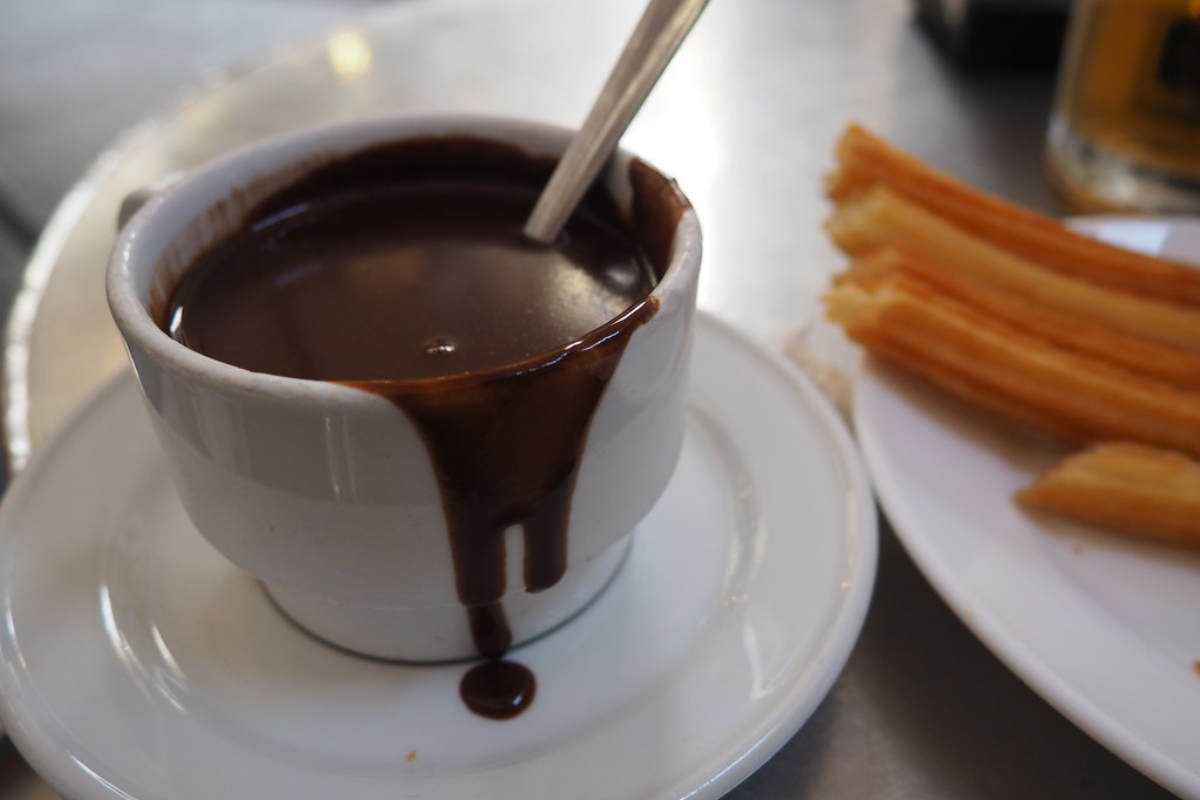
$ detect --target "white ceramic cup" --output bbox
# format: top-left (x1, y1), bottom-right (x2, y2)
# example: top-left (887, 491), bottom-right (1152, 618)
top-left (107, 115), bottom-right (701, 662)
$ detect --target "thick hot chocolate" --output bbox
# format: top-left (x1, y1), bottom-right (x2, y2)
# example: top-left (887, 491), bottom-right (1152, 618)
top-left (161, 138), bottom-right (686, 720)
top-left (166, 169), bottom-right (656, 381)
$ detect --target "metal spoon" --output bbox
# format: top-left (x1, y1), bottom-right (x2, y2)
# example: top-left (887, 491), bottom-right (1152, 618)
top-left (523, 0), bottom-right (712, 243)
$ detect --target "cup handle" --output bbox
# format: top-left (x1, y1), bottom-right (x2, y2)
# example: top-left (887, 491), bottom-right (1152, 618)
top-left (117, 171), bottom-right (185, 231)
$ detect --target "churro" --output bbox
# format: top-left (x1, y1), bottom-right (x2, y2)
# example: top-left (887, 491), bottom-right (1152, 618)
top-left (825, 272), bottom-right (1200, 456)
top-left (822, 125), bottom-right (1200, 548)
top-left (826, 124), bottom-right (1200, 306)
top-left (827, 186), bottom-right (1200, 354)
top-left (842, 247), bottom-right (1200, 391)
top-left (1017, 443), bottom-right (1200, 548)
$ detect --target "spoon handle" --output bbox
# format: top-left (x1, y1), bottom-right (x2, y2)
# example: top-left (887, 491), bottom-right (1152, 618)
top-left (523, 0), bottom-right (711, 243)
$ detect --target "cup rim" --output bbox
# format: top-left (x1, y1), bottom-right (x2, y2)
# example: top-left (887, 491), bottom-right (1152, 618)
top-left (106, 113), bottom-right (701, 401)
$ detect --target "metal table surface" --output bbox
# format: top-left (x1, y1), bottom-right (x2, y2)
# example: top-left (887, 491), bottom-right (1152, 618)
top-left (0, 0), bottom-right (1182, 797)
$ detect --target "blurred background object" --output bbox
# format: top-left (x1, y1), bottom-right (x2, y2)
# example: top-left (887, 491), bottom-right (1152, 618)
top-left (914, 0), bottom-right (1071, 69)
top-left (0, 0), bottom-right (394, 233)
top-left (1046, 0), bottom-right (1200, 212)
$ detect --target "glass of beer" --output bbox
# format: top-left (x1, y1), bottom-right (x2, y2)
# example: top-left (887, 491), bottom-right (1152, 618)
top-left (1046, 0), bottom-right (1200, 213)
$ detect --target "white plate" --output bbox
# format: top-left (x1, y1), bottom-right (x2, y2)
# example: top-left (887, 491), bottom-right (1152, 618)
top-left (854, 217), bottom-right (1200, 800)
top-left (0, 314), bottom-right (876, 800)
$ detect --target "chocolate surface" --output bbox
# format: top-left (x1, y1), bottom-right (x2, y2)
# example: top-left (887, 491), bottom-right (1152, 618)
top-left (163, 136), bottom-right (688, 719)
top-left (166, 176), bottom-right (656, 381)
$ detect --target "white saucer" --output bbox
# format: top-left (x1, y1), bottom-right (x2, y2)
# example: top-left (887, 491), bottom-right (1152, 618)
top-left (0, 314), bottom-right (875, 800)
top-left (854, 218), bottom-right (1200, 799)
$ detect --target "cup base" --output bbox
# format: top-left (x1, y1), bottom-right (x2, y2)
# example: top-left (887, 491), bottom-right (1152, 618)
top-left (262, 534), bottom-right (633, 663)
top-left (1046, 115), bottom-right (1200, 214)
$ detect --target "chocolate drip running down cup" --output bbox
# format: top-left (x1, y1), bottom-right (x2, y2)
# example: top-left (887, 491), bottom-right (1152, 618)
top-left (107, 117), bottom-right (700, 720)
